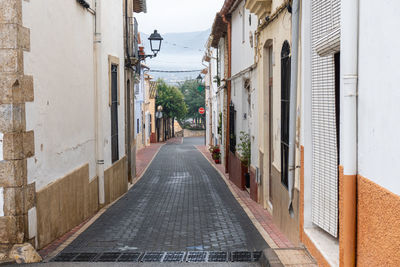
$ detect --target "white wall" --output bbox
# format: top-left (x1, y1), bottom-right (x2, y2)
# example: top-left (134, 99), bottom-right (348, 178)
top-left (23, 0), bottom-right (96, 190)
top-left (358, 0), bottom-right (400, 195)
top-left (231, 1), bottom-right (257, 76)
top-left (230, 0), bottom-right (258, 167)
top-left (23, 0), bottom-right (125, 191)
top-left (100, 0), bottom-right (125, 167)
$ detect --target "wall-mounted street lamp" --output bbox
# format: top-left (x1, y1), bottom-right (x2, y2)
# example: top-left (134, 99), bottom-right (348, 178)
top-left (140, 30), bottom-right (163, 61)
top-left (196, 74), bottom-right (203, 83)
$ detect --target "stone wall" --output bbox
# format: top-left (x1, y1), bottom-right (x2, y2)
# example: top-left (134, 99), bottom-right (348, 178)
top-left (183, 129), bottom-right (205, 138)
top-left (0, 0), bottom-right (36, 257)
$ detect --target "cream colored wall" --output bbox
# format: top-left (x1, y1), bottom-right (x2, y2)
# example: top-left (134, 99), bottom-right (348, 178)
top-left (100, 0), bottom-right (125, 168)
top-left (22, 0), bottom-right (125, 243)
top-left (257, 9), bottom-right (291, 176)
top-left (23, 0), bottom-right (96, 191)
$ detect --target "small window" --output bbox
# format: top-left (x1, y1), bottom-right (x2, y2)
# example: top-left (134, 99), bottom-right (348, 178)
top-left (137, 119), bottom-right (140, 134)
top-left (111, 64), bottom-right (119, 163)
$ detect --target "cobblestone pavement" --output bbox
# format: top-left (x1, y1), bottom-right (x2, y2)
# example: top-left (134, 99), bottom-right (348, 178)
top-left (62, 137), bottom-right (268, 253)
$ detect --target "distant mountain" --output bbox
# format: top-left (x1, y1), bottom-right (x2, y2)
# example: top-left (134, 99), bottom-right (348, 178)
top-left (140, 29), bottom-right (210, 85)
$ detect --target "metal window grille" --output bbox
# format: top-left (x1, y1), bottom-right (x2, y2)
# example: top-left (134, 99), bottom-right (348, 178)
top-left (229, 101), bottom-right (236, 153)
top-left (280, 41), bottom-right (291, 189)
top-left (111, 64), bottom-right (119, 163)
top-left (310, 0), bottom-right (340, 237)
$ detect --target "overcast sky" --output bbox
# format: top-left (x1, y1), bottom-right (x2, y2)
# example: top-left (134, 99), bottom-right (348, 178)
top-left (135, 0), bottom-right (225, 34)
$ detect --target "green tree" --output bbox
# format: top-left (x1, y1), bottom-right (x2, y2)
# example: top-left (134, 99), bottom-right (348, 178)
top-left (178, 79), bottom-right (205, 127)
top-left (156, 79), bottom-right (187, 121)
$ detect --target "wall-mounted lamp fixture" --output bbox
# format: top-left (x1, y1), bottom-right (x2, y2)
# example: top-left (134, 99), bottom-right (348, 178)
top-left (140, 30), bottom-right (163, 61)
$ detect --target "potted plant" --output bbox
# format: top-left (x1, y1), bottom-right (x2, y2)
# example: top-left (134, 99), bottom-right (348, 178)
top-left (210, 145), bottom-right (221, 164)
top-left (237, 131), bottom-right (251, 188)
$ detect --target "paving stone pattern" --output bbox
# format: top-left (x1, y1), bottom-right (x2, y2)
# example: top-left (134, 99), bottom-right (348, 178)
top-left (62, 137), bottom-right (268, 253)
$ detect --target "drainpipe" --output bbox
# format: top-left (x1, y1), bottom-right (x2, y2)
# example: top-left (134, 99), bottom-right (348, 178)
top-left (288, 0), bottom-right (299, 215)
top-left (223, 15), bottom-right (232, 174)
top-left (94, 0), bottom-right (105, 205)
top-left (340, 0), bottom-right (358, 265)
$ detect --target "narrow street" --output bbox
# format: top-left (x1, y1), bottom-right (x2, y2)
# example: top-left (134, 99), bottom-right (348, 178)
top-left (52, 137), bottom-right (268, 263)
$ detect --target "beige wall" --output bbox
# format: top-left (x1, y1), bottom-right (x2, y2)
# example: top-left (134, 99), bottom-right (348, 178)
top-left (104, 157), bottom-right (128, 205)
top-left (36, 164), bottom-right (98, 249)
top-left (255, 6), bottom-right (300, 245)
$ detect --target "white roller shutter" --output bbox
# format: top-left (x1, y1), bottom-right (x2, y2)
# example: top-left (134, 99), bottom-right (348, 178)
top-left (311, 0), bottom-right (341, 238)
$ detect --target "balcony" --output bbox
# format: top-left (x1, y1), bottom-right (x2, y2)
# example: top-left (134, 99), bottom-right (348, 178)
top-left (245, 0), bottom-right (272, 19)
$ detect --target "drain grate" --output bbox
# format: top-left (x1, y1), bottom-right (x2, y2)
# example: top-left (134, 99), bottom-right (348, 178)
top-left (52, 253), bottom-right (79, 262)
top-left (96, 252), bottom-right (121, 262)
top-left (253, 251), bottom-right (262, 261)
top-left (118, 252), bottom-right (142, 262)
top-left (142, 252), bottom-right (164, 262)
top-left (208, 251), bottom-right (228, 262)
top-left (186, 251), bottom-right (207, 262)
top-left (163, 252), bottom-right (185, 262)
top-left (231, 251), bottom-right (252, 262)
top-left (72, 253), bottom-right (98, 262)
top-left (52, 251), bottom-right (262, 262)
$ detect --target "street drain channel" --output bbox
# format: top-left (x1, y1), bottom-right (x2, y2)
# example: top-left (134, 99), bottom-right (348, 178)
top-left (51, 251), bottom-right (262, 262)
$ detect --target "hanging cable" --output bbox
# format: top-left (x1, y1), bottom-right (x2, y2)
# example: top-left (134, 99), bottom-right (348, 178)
top-left (149, 69), bottom-right (203, 73)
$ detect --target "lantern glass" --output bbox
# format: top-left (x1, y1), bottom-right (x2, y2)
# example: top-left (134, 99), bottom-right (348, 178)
top-left (148, 30), bottom-right (163, 54)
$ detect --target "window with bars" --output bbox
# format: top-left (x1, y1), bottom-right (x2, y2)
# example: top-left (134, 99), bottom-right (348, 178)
top-left (280, 41), bottom-right (291, 189)
top-left (111, 64), bottom-right (119, 163)
top-left (229, 101), bottom-right (236, 153)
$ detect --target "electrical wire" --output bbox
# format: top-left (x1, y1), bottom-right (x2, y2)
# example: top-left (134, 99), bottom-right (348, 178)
top-left (149, 69), bottom-right (203, 73)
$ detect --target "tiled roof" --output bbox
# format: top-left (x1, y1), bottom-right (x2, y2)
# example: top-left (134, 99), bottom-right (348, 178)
top-left (211, 13), bottom-right (227, 48)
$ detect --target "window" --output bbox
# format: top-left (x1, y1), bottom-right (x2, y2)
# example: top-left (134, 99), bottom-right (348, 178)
top-left (280, 41), bottom-right (291, 188)
top-left (229, 101), bottom-right (236, 153)
top-left (111, 64), bottom-right (119, 163)
top-left (137, 119), bottom-right (140, 134)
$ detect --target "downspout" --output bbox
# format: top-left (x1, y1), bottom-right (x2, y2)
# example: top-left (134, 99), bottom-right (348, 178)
top-left (288, 0), bottom-right (299, 215)
top-left (94, 0), bottom-right (105, 205)
top-left (340, 0), bottom-right (358, 265)
top-left (223, 14), bottom-right (232, 174)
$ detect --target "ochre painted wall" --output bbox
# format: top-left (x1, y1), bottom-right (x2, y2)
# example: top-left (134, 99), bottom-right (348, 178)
top-left (36, 164), bottom-right (98, 249)
top-left (104, 156), bottom-right (128, 205)
top-left (357, 175), bottom-right (400, 267)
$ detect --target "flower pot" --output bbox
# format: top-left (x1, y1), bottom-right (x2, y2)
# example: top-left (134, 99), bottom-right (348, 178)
top-left (245, 172), bottom-right (250, 188)
top-left (215, 159), bottom-right (221, 164)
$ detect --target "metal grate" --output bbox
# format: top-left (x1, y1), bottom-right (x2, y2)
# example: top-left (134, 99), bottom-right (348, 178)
top-left (96, 252), bottom-right (121, 262)
top-left (118, 252), bottom-right (141, 262)
top-left (142, 252), bottom-right (164, 262)
top-left (52, 253), bottom-right (79, 262)
top-left (186, 251), bottom-right (207, 262)
top-left (52, 251), bottom-right (261, 262)
top-left (163, 252), bottom-right (185, 262)
top-left (208, 251), bottom-right (228, 262)
top-left (231, 251), bottom-right (252, 262)
top-left (72, 253), bottom-right (98, 262)
top-left (253, 251), bottom-right (262, 261)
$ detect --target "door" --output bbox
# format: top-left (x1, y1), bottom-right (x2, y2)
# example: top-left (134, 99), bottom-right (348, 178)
top-left (268, 46), bottom-right (274, 203)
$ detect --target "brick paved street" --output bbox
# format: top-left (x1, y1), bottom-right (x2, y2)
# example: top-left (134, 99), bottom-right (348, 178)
top-left (61, 137), bottom-right (268, 254)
